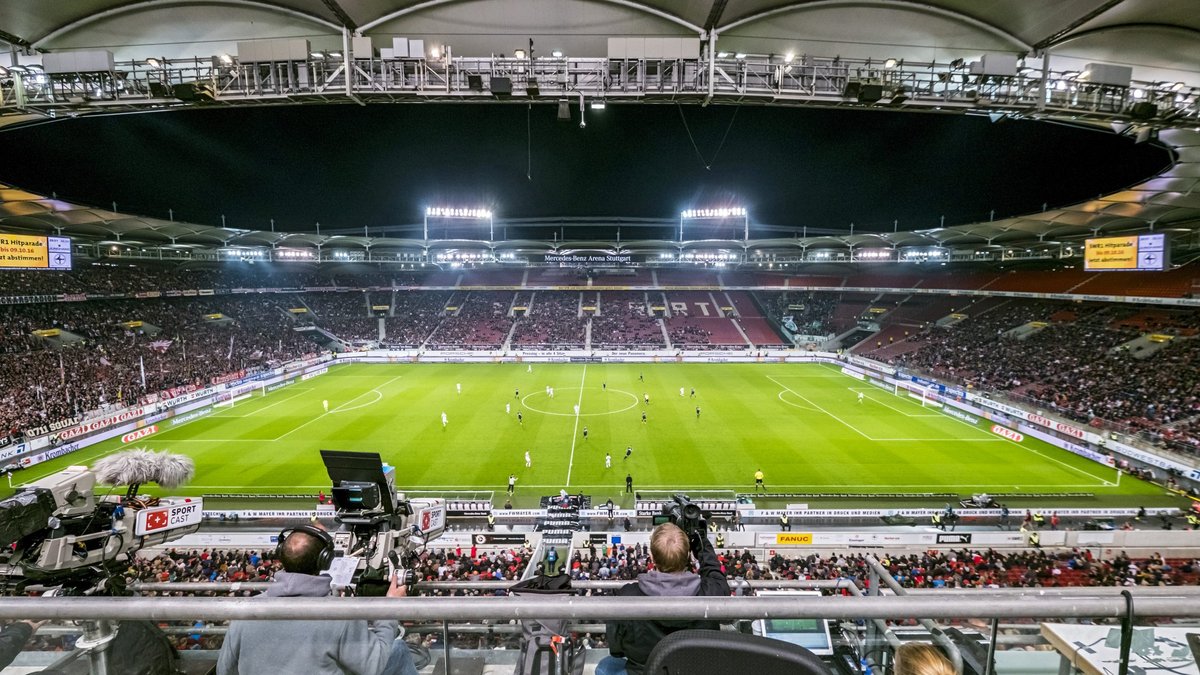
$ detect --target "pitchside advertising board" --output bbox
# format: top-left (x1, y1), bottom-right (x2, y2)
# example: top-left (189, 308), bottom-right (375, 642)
top-left (1084, 233), bottom-right (1168, 271)
top-left (0, 234), bottom-right (72, 270)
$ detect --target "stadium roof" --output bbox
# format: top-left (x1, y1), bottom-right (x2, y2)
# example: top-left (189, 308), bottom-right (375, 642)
top-left (2, 126), bottom-right (1196, 253)
top-left (2, 0), bottom-right (1198, 254)
top-left (1, 0), bottom-right (1197, 62)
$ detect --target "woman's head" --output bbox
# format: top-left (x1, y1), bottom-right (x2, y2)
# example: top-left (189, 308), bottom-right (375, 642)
top-left (895, 643), bottom-right (955, 675)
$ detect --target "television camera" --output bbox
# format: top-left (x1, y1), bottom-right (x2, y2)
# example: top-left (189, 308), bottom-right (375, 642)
top-left (652, 493), bottom-right (711, 537)
top-left (320, 450), bottom-right (445, 596)
top-left (0, 449), bottom-right (202, 594)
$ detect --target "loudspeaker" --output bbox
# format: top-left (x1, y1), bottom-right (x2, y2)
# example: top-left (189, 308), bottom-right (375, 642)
top-left (526, 77), bottom-right (539, 96)
top-left (467, 74), bottom-right (483, 90)
top-left (490, 76), bottom-right (512, 96)
top-left (858, 84), bottom-right (883, 103)
top-left (148, 82), bottom-right (170, 98)
top-left (277, 524), bottom-right (335, 572)
top-left (1129, 101), bottom-right (1157, 121)
top-left (843, 81), bottom-right (860, 98)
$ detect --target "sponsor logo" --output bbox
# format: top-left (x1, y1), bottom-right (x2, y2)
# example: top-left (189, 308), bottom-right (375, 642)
top-left (121, 425), bottom-right (158, 444)
top-left (942, 408), bottom-right (979, 426)
top-left (301, 367), bottom-right (328, 381)
top-left (840, 367), bottom-right (865, 381)
top-left (991, 424), bottom-right (1024, 442)
top-left (266, 378), bottom-right (297, 393)
top-left (171, 407), bottom-right (214, 427)
top-left (210, 370), bottom-right (247, 386)
top-left (135, 500), bottom-right (202, 535)
top-left (936, 533), bottom-right (972, 544)
top-left (775, 533), bottom-right (813, 545)
top-left (473, 533), bottom-right (527, 545)
top-left (57, 407), bottom-right (147, 441)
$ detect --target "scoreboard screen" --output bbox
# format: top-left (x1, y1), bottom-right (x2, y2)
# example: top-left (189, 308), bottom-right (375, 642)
top-left (0, 234), bottom-right (73, 270)
top-left (1084, 233), bottom-right (1167, 272)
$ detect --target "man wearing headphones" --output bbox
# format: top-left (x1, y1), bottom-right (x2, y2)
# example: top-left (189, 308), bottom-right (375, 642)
top-left (217, 525), bottom-right (418, 675)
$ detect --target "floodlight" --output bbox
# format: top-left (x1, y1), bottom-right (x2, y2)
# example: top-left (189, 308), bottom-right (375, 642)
top-left (218, 54), bottom-right (233, 64)
top-left (514, 49), bottom-right (526, 59)
top-left (310, 51), bottom-right (325, 59)
top-left (884, 58), bottom-right (898, 69)
top-left (1171, 82), bottom-right (1185, 91)
top-left (734, 53), bottom-right (747, 59)
top-left (717, 52), bottom-right (730, 58)
top-left (1132, 89), bottom-right (1145, 99)
top-left (430, 47), bottom-right (440, 59)
top-left (424, 205), bottom-right (495, 240)
top-left (784, 52), bottom-right (795, 64)
top-left (329, 51), bottom-right (342, 59)
top-left (146, 58), bottom-right (162, 68)
top-left (552, 50), bottom-right (563, 58)
top-left (0, 66), bottom-right (7, 77)
top-left (590, 100), bottom-right (605, 110)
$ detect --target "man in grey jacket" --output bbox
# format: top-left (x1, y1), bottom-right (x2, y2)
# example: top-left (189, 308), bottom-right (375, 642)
top-left (217, 527), bottom-right (417, 675)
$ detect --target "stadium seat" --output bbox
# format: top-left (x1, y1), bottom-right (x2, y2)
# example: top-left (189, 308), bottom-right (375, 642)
top-left (643, 629), bottom-right (829, 675)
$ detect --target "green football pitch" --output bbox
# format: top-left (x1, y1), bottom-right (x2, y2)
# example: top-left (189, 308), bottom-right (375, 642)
top-left (17, 362), bottom-right (1171, 508)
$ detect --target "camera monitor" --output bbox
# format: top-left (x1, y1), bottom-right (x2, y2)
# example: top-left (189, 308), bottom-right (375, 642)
top-left (320, 450), bottom-right (395, 516)
top-left (750, 591), bottom-right (834, 655)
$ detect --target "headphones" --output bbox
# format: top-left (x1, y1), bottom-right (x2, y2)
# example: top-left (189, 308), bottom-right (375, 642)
top-left (277, 524), bottom-right (335, 572)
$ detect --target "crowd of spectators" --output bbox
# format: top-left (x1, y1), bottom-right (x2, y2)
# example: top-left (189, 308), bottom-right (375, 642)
top-left (426, 292), bottom-right (514, 349)
top-left (756, 291), bottom-right (837, 337)
top-left (510, 292), bottom-right (586, 348)
top-left (382, 291), bottom-right (452, 348)
top-left (0, 296), bottom-right (316, 436)
top-left (303, 292), bottom-right (378, 343)
top-left (0, 264), bottom-right (433, 298)
top-left (591, 292), bottom-right (665, 348)
top-left (895, 300), bottom-right (1200, 453)
top-left (565, 546), bottom-right (1200, 590)
top-left (2, 545), bottom-right (1187, 658)
top-left (666, 321), bottom-right (714, 346)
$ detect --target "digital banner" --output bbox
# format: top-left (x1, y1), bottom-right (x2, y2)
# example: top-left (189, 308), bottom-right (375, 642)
top-left (1084, 233), bottom-right (1168, 271)
top-left (0, 234), bottom-right (72, 270)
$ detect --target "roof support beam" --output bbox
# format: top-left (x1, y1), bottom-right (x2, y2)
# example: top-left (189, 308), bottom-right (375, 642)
top-left (360, 0), bottom-right (702, 34)
top-left (1032, 0), bottom-right (1128, 52)
top-left (718, 0), bottom-right (1031, 52)
top-left (703, 0), bottom-right (731, 31)
top-left (321, 0), bottom-right (358, 30)
top-left (33, 0), bottom-right (341, 47)
top-left (1044, 22), bottom-right (1200, 49)
top-left (0, 29), bottom-right (31, 49)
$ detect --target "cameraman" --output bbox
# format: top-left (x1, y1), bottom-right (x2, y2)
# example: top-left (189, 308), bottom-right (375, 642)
top-left (597, 522), bottom-right (730, 675)
top-left (217, 527), bottom-right (417, 675)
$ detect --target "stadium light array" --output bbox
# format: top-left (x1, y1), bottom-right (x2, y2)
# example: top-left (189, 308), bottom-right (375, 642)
top-left (424, 206), bottom-right (495, 241)
top-left (680, 207), bottom-right (746, 219)
top-left (679, 207), bottom-right (749, 242)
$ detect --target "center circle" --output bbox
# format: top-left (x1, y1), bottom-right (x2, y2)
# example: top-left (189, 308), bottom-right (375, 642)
top-left (521, 387), bottom-right (639, 417)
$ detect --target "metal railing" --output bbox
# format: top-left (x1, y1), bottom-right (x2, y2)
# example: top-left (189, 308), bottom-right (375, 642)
top-left (4, 53), bottom-right (1197, 129)
top-left (2, 593), bottom-right (1198, 621)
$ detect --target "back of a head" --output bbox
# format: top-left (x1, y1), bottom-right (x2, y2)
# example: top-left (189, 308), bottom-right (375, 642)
top-left (649, 523), bottom-right (691, 573)
top-left (279, 531), bottom-right (325, 575)
top-left (895, 643), bottom-right (955, 675)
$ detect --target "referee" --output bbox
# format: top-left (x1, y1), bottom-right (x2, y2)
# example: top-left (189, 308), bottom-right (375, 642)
top-left (754, 469), bottom-right (765, 492)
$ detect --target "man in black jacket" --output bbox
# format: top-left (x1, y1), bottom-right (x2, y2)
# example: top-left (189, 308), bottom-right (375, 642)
top-left (596, 523), bottom-right (730, 675)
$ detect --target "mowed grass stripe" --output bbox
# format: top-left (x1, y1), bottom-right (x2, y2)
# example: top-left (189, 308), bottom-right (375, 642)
top-left (13, 363), bottom-right (1161, 507)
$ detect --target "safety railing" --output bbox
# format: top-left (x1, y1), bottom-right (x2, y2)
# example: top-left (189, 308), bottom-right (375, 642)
top-left (4, 54), bottom-right (1197, 128)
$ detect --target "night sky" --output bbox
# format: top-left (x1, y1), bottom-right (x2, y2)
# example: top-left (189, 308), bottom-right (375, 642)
top-left (0, 104), bottom-right (1170, 236)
